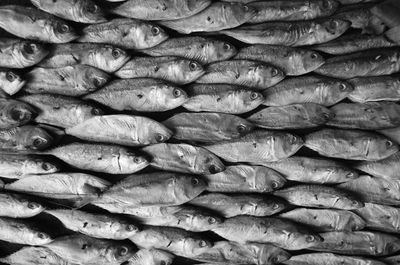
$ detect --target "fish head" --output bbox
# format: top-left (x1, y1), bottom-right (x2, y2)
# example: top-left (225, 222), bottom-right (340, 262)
top-left (225, 2), bottom-right (257, 24)
top-left (312, 104), bottom-right (334, 124)
top-left (322, 18), bottom-right (351, 37)
top-left (318, 0), bottom-right (340, 12)
top-left (174, 175), bottom-right (207, 201)
top-left (156, 84), bottom-right (188, 110)
top-left (79, 1), bottom-right (107, 23)
top-left (19, 41), bottom-right (49, 67)
top-left (149, 249), bottom-right (175, 265)
top-left (254, 198), bottom-right (286, 216)
top-left (110, 221), bottom-right (140, 239)
top-left (384, 237), bottom-right (400, 256)
top-left (50, 21), bottom-right (79, 43)
top-left (223, 116), bottom-right (254, 138)
top-left (15, 195), bottom-right (45, 216)
top-left (175, 207), bottom-right (223, 231)
top-left (0, 70), bottom-right (25, 95)
top-left (369, 136), bottom-right (399, 160)
top-left (275, 133), bottom-right (304, 159)
top-left (145, 121), bottom-right (173, 144)
top-left (259, 168), bottom-right (287, 192)
top-left (31, 230), bottom-right (53, 245)
top-left (287, 231), bottom-right (324, 249)
top-left (183, 237), bottom-right (213, 255)
top-left (5, 100), bottom-right (36, 126)
top-left (301, 50), bottom-right (325, 73)
top-left (23, 126), bottom-right (54, 150)
top-left (251, 64), bottom-right (285, 87)
top-left (208, 40), bottom-right (237, 63)
top-left (184, 0), bottom-right (212, 13)
top-left (106, 243), bottom-right (136, 263)
top-left (82, 66), bottom-right (110, 92)
top-left (141, 23), bottom-right (169, 49)
top-left (121, 151), bottom-right (149, 172)
top-left (75, 103), bottom-right (104, 122)
top-left (29, 158), bottom-right (60, 174)
top-left (178, 59), bottom-right (205, 84)
top-left (335, 193), bottom-right (364, 210)
top-left (96, 46), bottom-right (130, 73)
top-left (328, 80), bottom-right (353, 100)
top-left (259, 243), bottom-right (291, 264)
top-left (242, 90), bottom-right (264, 108)
top-left (340, 167), bottom-right (359, 181)
top-left (348, 213), bottom-right (366, 231)
top-left (195, 148), bottom-right (225, 174)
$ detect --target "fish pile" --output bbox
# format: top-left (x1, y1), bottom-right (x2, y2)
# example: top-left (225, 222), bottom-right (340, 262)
top-left (0, 0), bottom-right (400, 265)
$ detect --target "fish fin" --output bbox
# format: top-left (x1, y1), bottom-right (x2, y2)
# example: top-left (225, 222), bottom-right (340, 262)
top-left (0, 178), bottom-right (4, 188)
top-left (37, 124), bottom-right (65, 144)
top-left (385, 26), bottom-right (400, 44)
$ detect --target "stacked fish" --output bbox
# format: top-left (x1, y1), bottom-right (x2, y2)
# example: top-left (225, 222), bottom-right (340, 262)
top-left (0, 0), bottom-right (400, 265)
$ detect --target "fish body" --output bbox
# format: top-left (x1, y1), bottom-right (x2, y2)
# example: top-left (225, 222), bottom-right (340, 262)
top-left (0, 246), bottom-right (76, 265)
top-left (355, 152), bottom-right (400, 180)
top-left (285, 253), bottom-right (387, 265)
top-left (348, 76), bottom-right (400, 103)
top-left (124, 249), bottom-right (174, 265)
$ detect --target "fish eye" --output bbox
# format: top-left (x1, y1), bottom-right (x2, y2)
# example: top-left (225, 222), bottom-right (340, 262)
top-left (271, 257), bottom-right (278, 263)
top-left (310, 53), bottom-right (318, 59)
top-left (346, 172), bottom-right (355, 178)
top-left (306, 235), bottom-right (315, 242)
top-left (57, 23), bottom-right (70, 33)
top-left (28, 202), bottom-right (39, 209)
top-left (173, 89), bottom-right (182, 97)
top-left (250, 92), bottom-right (259, 100)
top-left (133, 156), bottom-right (145, 164)
top-left (244, 5), bottom-right (249, 11)
top-left (209, 164), bottom-right (218, 174)
top-left (10, 109), bottom-right (24, 121)
top-left (339, 83), bottom-right (347, 91)
top-left (223, 43), bottom-right (231, 50)
top-left (199, 240), bottom-right (207, 247)
top-left (112, 49), bottom-right (121, 58)
top-left (237, 124), bottom-right (247, 134)
top-left (38, 233), bottom-right (47, 239)
top-left (160, 261), bottom-right (166, 265)
top-left (271, 68), bottom-right (279, 77)
top-left (151, 26), bottom-right (160, 35)
top-left (191, 177), bottom-right (200, 185)
top-left (155, 134), bottom-right (165, 142)
top-left (386, 140), bottom-right (393, 148)
top-left (208, 217), bottom-right (216, 224)
top-left (322, 0), bottom-right (331, 8)
top-left (86, 3), bottom-right (98, 13)
top-left (271, 182), bottom-right (279, 189)
top-left (93, 78), bottom-right (103, 88)
top-left (189, 62), bottom-right (198, 71)
top-left (6, 71), bottom-right (16, 82)
top-left (119, 246), bottom-right (129, 256)
top-left (42, 163), bottom-right (52, 171)
top-left (126, 224), bottom-right (137, 232)
top-left (91, 108), bottom-right (101, 115)
top-left (352, 200), bottom-right (360, 205)
top-left (23, 43), bottom-right (37, 55)
top-left (272, 203), bottom-right (280, 210)
top-left (33, 138), bottom-right (46, 148)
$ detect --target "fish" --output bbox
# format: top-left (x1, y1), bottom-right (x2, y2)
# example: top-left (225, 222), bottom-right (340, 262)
top-left (0, 69), bottom-right (25, 95)
top-left (124, 249), bottom-right (175, 265)
top-left (212, 215), bottom-right (322, 250)
top-left (31, 0), bottom-right (107, 23)
top-left (183, 84), bottom-right (264, 114)
top-left (338, 175), bottom-right (400, 206)
top-left (221, 18), bottom-right (350, 46)
top-left (159, 2), bottom-right (256, 34)
top-left (189, 193), bottom-right (286, 218)
top-left (46, 234), bottom-right (136, 265)
top-left (284, 253), bottom-right (387, 265)
top-left (203, 164), bottom-right (286, 193)
top-left (111, 0), bottom-right (211, 20)
top-left (65, 115), bottom-right (172, 147)
top-left (0, 98), bottom-right (36, 129)
top-left (314, 48), bottom-right (400, 79)
top-left (0, 154), bottom-right (59, 179)
top-left (195, 60), bottom-right (285, 90)
top-left (248, 0), bottom-right (339, 23)
top-left (347, 76), bottom-right (400, 103)
top-left (78, 18), bottom-right (168, 50)
top-left (115, 56), bottom-right (205, 85)
top-left (83, 78), bottom-right (188, 112)
top-left (248, 103), bottom-right (332, 129)
top-left (92, 172), bottom-right (206, 209)
top-left (0, 125), bottom-right (54, 152)
top-left (23, 65), bottom-right (110, 97)
top-left (262, 156), bottom-right (358, 184)
top-left (18, 94), bottom-right (103, 128)
top-left (0, 246), bottom-right (76, 265)
top-left (0, 192), bottom-right (45, 218)
top-left (355, 152), bottom-right (400, 180)
top-left (337, 0), bottom-right (381, 4)
top-left (44, 209), bottom-right (140, 240)
top-left (309, 231), bottom-right (400, 256)
top-left (142, 143), bottom-right (225, 174)
top-left (0, 38), bottom-right (48, 69)
top-left (312, 34), bottom-right (396, 55)
top-left (192, 241), bottom-right (291, 265)
top-left (379, 126), bottom-right (400, 145)
top-left (279, 208), bottom-right (365, 232)
top-left (304, 129), bottom-right (399, 161)
top-left (273, 184), bottom-right (364, 209)
top-left (37, 43), bottom-right (130, 73)
top-left (235, 45), bottom-right (325, 76)
top-left (0, 5), bottom-right (78, 43)
top-left (142, 36), bottom-right (237, 64)
top-left (263, 76), bottom-right (353, 106)
top-left (0, 217), bottom-right (53, 245)
top-left (383, 255), bottom-right (400, 265)
top-left (43, 142), bottom-right (149, 175)
top-left (2, 172), bottom-right (110, 207)
top-left (202, 130), bottom-right (303, 163)
top-left (353, 202), bottom-right (400, 234)
top-left (163, 112), bottom-right (254, 142)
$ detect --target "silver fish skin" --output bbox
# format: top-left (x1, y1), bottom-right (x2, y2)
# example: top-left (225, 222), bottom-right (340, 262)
top-left (0, 192), bottom-right (45, 218)
top-left (235, 45), bottom-right (325, 76)
top-left (19, 94), bottom-right (103, 129)
top-left (159, 2), bottom-right (256, 34)
top-left (45, 209), bottom-right (140, 240)
top-left (0, 154), bottom-right (59, 179)
top-left (314, 48), bottom-right (400, 79)
top-left (24, 65), bottom-right (110, 97)
top-left (263, 76), bottom-right (353, 106)
top-left (337, 0), bottom-right (381, 4)
top-left (142, 36), bottom-right (237, 64)
top-left (31, 0), bottom-right (107, 23)
top-left (202, 130), bottom-right (303, 163)
top-left (0, 246), bottom-right (76, 265)
top-left (115, 56), bottom-right (205, 85)
top-left (309, 231), bottom-right (400, 256)
top-left (142, 143), bottom-right (225, 175)
top-left (211, 215), bottom-right (323, 250)
top-left (78, 18), bottom-right (168, 50)
top-left (248, 0), bottom-right (339, 23)
top-left (124, 249), bottom-right (174, 265)
top-left (348, 76), bottom-right (400, 103)
top-left (248, 103), bottom-right (332, 129)
top-left (262, 156), bottom-right (358, 184)
top-left (192, 240), bottom-right (291, 265)
top-left (45, 142), bottom-right (149, 174)
top-left (0, 98), bottom-right (36, 129)
top-left (355, 152), bottom-right (400, 180)
top-left (279, 208), bottom-right (365, 232)
top-left (65, 115), bottom-right (172, 147)
top-left (383, 255), bottom-right (400, 265)
top-left (379, 126), bottom-right (400, 145)
top-left (196, 59), bottom-right (285, 90)
top-left (189, 193), bottom-right (286, 218)
top-left (84, 78), bottom-right (188, 112)
top-left (129, 225), bottom-right (213, 258)
top-left (0, 38), bottom-right (48, 69)
top-left (0, 5), bottom-right (78, 43)
top-left (221, 18), bottom-right (350, 46)
top-left (327, 102), bottom-right (400, 130)
top-left (273, 184), bottom-right (364, 210)
top-left (111, 0), bottom-right (212, 20)
top-left (0, 217), bottom-right (53, 245)
top-left (312, 34), bottom-right (396, 55)
top-left (183, 84), bottom-right (264, 114)
top-left (204, 164), bottom-right (286, 193)
top-left (353, 202), bottom-right (400, 234)
top-left (37, 43), bottom-right (130, 73)
top-left (338, 175), bottom-right (400, 206)
top-left (163, 112), bottom-right (254, 142)
top-left (304, 129), bottom-right (399, 161)
top-left (0, 125), bottom-right (53, 152)
top-left (284, 253), bottom-right (387, 265)
top-left (0, 68), bottom-right (25, 95)
top-left (46, 234), bottom-right (136, 265)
